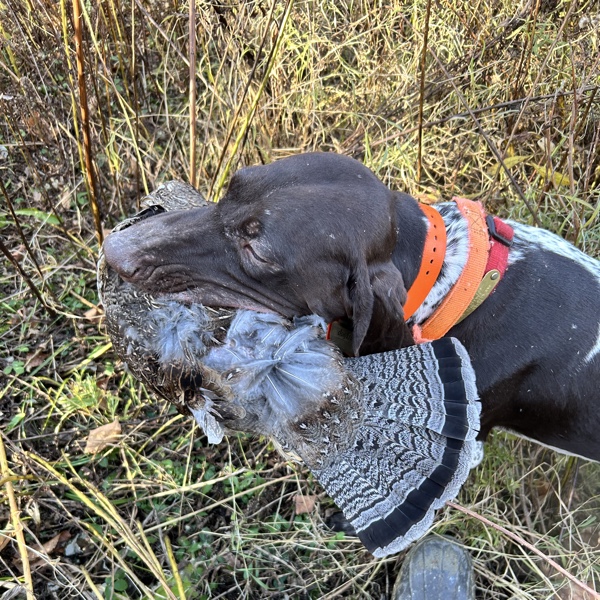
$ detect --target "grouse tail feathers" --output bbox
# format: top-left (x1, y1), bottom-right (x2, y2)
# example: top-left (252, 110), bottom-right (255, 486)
top-left (312, 337), bottom-right (480, 557)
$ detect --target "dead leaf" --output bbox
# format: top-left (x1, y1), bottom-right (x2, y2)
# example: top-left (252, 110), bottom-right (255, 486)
top-left (84, 419), bottom-right (121, 454)
top-left (96, 376), bottom-right (110, 390)
top-left (37, 531), bottom-right (71, 558)
top-left (25, 350), bottom-right (47, 371)
top-left (13, 531), bottom-right (71, 572)
top-left (294, 494), bottom-right (317, 515)
top-left (84, 306), bottom-right (102, 321)
top-left (531, 163), bottom-right (572, 187)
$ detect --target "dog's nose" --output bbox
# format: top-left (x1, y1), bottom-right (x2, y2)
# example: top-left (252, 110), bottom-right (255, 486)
top-left (102, 228), bottom-right (146, 280)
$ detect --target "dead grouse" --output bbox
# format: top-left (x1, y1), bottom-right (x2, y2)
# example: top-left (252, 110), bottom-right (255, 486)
top-left (97, 181), bottom-right (481, 557)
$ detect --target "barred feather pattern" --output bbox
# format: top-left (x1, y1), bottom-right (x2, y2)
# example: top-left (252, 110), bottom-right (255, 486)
top-left (98, 180), bottom-right (482, 557)
top-left (315, 341), bottom-right (479, 557)
top-left (202, 312), bottom-right (480, 557)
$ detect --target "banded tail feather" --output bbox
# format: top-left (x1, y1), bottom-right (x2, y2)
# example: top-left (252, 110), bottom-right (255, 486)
top-left (310, 338), bottom-right (479, 557)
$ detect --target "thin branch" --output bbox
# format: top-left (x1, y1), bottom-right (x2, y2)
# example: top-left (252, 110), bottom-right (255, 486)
top-left (416, 0), bottom-right (432, 184)
top-left (343, 86), bottom-right (599, 155)
top-left (0, 238), bottom-right (57, 319)
top-left (72, 0), bottom-right (103, 246)
top-left (0, 178), bottom-right (45, 284)
top-left (0, 433), bottom-right (35, 600)
top-left (189, 0), bottom-right (197, 188)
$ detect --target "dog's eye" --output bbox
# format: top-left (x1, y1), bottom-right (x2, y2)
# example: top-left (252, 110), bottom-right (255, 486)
top-left (241, 219), bottom-right (262, 239)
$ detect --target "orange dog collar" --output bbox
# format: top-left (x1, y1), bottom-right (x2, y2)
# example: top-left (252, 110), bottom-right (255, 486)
top-left (418, 197), bottom-right (490, 340)
top-left (327, 198), bottom-right (514, 352)
top-left (403, 204), bottom-right (447, 320)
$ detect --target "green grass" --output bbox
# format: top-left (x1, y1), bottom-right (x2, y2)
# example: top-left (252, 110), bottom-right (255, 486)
top-left (1, 0), bottom-right (599, 598)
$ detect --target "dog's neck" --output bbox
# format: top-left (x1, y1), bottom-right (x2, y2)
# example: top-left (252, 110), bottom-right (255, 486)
top-left (394, 197), bottom-right (469, 326)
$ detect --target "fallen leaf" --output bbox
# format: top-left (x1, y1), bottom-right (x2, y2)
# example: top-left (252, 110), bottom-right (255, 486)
top-left (294, 494), bottom-right (317, 515)
top-left (37, 531), bottom-right (71, 557)
top-left (487, 155), bottom-right (530, 177)
top-left (531, 163), bottom-right (572, 187)
top-left (25, 351), bottom-right (47, 371)
top-left (84, 306), bottom-right (102, 321)
top-left (13, 531), bottom-right (71, 572)
top-left (84, 419), bottom-right (121, 454)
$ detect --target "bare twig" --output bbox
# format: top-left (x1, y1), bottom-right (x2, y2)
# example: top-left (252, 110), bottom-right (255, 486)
top-left (343, 86), bottom-right (599, 155)
top-left (189, 0), bottom-right (197, 188)
top-left (0, 238), bottom-right (57, 319)
top-left (0, 434), bottom-right (35, 600)
top-left (540, 84), bottom-right (599, 202)
top-left (72, 0), bottom-right (103, 246)
top-left (0, 178), bottom-right (45, 284)
top-left (416, 0), bottom-right (432, 184)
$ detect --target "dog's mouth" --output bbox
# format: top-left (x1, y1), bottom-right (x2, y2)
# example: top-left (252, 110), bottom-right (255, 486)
top-left (100, 235), bottom-right (336, 444)
top-left (100, 258), bottom-right (244, 437)
top-left (101, 204), bottom-right (303, 318)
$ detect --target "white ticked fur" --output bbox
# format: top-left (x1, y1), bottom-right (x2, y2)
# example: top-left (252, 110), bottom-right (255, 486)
top-left (509, 221), bottom-right (600, 362)
top-left (508, 221), bottom-right (600, 282)
top-left (410, 206), bottom-right (600, 362)
top-left (409, 203), bottom-right (469, 325)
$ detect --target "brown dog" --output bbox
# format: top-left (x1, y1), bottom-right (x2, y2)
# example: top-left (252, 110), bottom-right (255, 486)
top-left (103, 153), bottom-right (600, 461)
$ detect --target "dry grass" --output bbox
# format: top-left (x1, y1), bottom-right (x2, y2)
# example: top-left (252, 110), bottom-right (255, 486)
top-left (1, 0), bottom-right (599, 598)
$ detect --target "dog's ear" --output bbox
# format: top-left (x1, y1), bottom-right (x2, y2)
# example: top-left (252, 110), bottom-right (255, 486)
top-left (348, 261), bottom-right (413, 356)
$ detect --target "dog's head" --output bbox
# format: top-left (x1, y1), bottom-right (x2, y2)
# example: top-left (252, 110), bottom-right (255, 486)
top-left (103, 153), bottom-right (414, 354)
